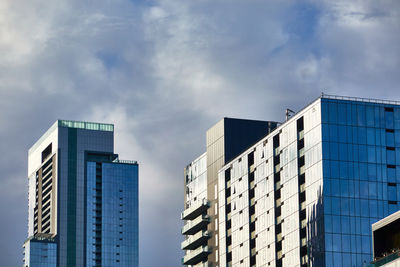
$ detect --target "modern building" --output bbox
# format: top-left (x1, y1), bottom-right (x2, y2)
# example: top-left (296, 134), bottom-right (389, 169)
top-left (24, 120), bottom-right (138, 267)
top-left (367, 210), bottom-right (400, 267)
top-left (23, 234), bottom-right (57, 267)
top-left (181, 118), bottom-right (278, 266)
top-left (182, 95), bottom-right (400, 267)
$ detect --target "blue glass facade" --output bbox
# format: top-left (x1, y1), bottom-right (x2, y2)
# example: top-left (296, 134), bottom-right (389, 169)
top-left (23, 238), bottom-right (57, 267)
top-left (86, 160), bottom-right (138, 267)
top-left (321, 98), bottom-right (400, 266)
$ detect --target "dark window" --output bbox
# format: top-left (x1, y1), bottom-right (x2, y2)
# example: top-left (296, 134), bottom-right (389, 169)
top-left (41, 143), bottom-right (52, 163)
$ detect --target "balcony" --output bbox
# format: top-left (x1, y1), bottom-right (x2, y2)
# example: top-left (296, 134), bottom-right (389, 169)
top-left (299, 166), bottom-right (305, 175)
top-left (181, 215), bottom-right (210, 235)
top-left (182, 246), bottom-right (210, 265)
top-left (298, 130), bottom-right (304, 140)
top-left (299, 147), bottom-right (305, 158)
top-left (249, 164), bottom-right (255, 173)
top-left (181, 199), bottom-right (209, 220)
top-left (181, 231), bottom-right (210, 250)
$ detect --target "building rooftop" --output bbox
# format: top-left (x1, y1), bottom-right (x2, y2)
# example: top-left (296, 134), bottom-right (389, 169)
top-left (321, 94), bottom-right (400, 105)
top-left (24, 233), bottom-right (56, 244)
top-left (57, 120), bottom-right (114, 132)
top-left (29, 119), bottom-right (114, 155)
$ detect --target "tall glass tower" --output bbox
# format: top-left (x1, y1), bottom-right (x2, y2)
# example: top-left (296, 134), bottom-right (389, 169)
top-left (23, 120), bottom-right (138, 267)
top-left (217, 95), bottom-right (400, 267)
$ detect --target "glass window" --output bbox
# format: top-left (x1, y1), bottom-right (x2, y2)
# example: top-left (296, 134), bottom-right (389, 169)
top-left (378, 200), bottom-right (384, 218)
top-left (389, 202), bottom-right (398, 214)
top-left (388, 185), bottom-right (397, 201)
top-left (396, 131), bottom-right (400, 146)
top-left (355, 216), bottom-right (361, 234)
top-left (348, 180), bottom-right (355, 198)
top-left (366, 106), bottom-right (375, 127)
top-left (346, 126), bottom-right (353, 143)
top-left (331, 161), bottom-right (339, 178)
top-left (330, 143), bottom-right (339, 160)
top-left (361, 217), bottom-right (370, 235)
top-left (386, 131), bottom-right (395, 147)
top-left (353, 180), bottom-right (360, 198)
top-left (387, 167), bottom-right (396, 183)
top-left (346, 104), bottom-right (353, 125)
top-left (360, 163), bottom-right (368, 180)
top-left (329, 102), bottom-right (338, 124)
top-left (350, 216), bottom-right (357, 235)
top-left (325, 196), bottom-right (332, 214)
top-left (332, 179), bottom-right (340, 197)
top-left (333, 252), bottom-right (343, 267)
top-left (395, 108), bottom-right (400, 129)
top-left (375, 129), bottom-right (382, 146)
top-left (359, 146), bottom-right (367, 162)
top-left (341, 180), bottom-right (349, 197)
top-left (360, 199), bottom-right (369, 217)
top-left (338, 103), bottom-right (347, 125)
top-left (341, 216), bottom-right (350, 234)
top-left (341, 199), bottom-right (349, 216)
top-left (340, 161), bottom-right (348, 179)
top-left (387, 150), bottom-right (396, 165)
top-left (362, 236), bottom-right (371, 254)
top-left (326, 252), bottom-right (333, 266)
top-left (325, 233), bottom-right (333, 251)
top-left (395, 150), bottom-right (400, 166)
top-left (369, 200), bottom-right (378, 218)
top-left (367, 128), bottom-right (375, 145)
top-left (330, 125), bottom-right (338, 142)
top-left (397, 166), bottom-right (400, 183)
top-left (321, 101), bottom-right (329, 123)
top-left (386, 110), bottom-right (394, 129)
top-left (332, 234), bottom-right (342, 252)
top-left (368, 164), bottom-right (377, 180)
top-left (352, 144), bottom-right (359, 162)
top-left (368, 146), bottom-right (376, 163)
top-left (369, 182), bottom-right (377, 199)
top-left (338, 125), bottom-right (347, 143)
top-left (332, 197), bottom-right (341, 215)
top-left (358, 127), bottom-right (367, 144)
top-left (352, 104), bottom-right (358, 126)
top-left (323, 160), bottom-right (331, 177)
top-left (357, 105), bottom-right (366, 127)
top-left (342, 235), bottom-right (351, 253)
top-left (381, 129), bottom-right (386, 147)
top-left (375, 106), bottom-right (382, 127)
top-left (339, 144), bottom-right (348, 161)
top-left (323, 142), bottom-right (330, 160)
top-left (325, 215), bottom-right (332, 232)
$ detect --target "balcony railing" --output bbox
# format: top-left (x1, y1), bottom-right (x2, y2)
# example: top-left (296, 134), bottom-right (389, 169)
top-left (181, 199), bottom-right (209, 220)
top-left (181, 231), bottom-right (210, 250)
top-left (182, 246), bottom-right (210, 265)
top-left (181, 215), bottom-right (210, 235)
top-left (367, 250), bottom-right (400, 267)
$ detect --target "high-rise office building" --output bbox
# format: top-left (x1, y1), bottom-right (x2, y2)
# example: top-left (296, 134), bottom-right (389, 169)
top-left (23, 120), bottom-right (138, 267)
top-left (182, 95), bottom-right (400, 267)
top-left (181, 118), bottom-right (278, 266)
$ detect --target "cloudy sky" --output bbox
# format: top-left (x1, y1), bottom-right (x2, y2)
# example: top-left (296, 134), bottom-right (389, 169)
top-left (0, 0), bottom-right (399, 266)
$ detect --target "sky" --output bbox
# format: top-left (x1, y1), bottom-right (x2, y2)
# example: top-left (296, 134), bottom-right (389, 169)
top-left (0, 0), bottom-right (399, 266)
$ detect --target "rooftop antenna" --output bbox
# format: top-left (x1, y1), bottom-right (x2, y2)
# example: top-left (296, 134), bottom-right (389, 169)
top-left (286, 108), bottom-right (295, 121)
